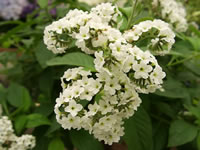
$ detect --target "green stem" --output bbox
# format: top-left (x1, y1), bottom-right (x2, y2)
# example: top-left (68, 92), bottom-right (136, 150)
top-left (10, 107), bottom-right (22, 118)
top-left (2, 102), bottom-right (9, 116)
top-left (167, 52), bottom-right (200, 66)
top-left (127, 0), bottom-right (138, 29)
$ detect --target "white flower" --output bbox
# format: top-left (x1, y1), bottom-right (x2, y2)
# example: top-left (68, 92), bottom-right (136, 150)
top-left (132, 62), bottom-right (153, 79)
top-left (92, 34), bottom-right (108, 48)
top-left (99, 100), bottom-right (112, 114)
top-left (104, 78), bottom-right (121, 95)
top-left (76, 26), bottom-right (90, 40)
top-left (88, 103), bottom-right (100, 116)
top-left (153, 0), bottom-right (188, 32)
top-left (150, 66), bottom-right (166, 84)
top-left (65, 100), bottom-right (83, 117)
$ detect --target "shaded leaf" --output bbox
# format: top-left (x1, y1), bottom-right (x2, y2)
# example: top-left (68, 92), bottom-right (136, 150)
top-left (7, 83), bottom-right (31, 111)
top-left (26, 113), bottom-right (51, 128)
top-left (47, 52), bottom-right (96, 71)
top-left (123, 107), bottom-right (153, 150)
top-left (48, 137), bottom-right (65, 150)
top-left (14, 115), bottom-right (27, 135)
top-left (35, 41), bottom-right (55, 68)
top-left (168, 120), bottom-right (198, 147)
top-left (70, 129), bottom-right (104, 150)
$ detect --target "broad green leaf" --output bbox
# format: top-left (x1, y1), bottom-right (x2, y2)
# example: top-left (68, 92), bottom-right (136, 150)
top-left (14, 115), bottom-right (27, 135)
top-left (37, 0), bottom-right (49, 8)
top-left (0, 84), bottom-right (7, 104)
top-left (45, 117), bottom-right (61, 136)
top-left (26, 113), bottom-right (51, 128)
top-left (35, 41), bottom-right (55, 68)
top-left (48, 138), bottom-right (65, 150)
top-left (123, 107), bottom-right (153, 150)
top-left (154, 102), bottom-right (176, 119)
top-left (70, 129), bottom-right (104, 150)
top-left (184, 58), bottom-right (200, 76)
top-left (197, 132), bottom-right (200, 150)
top-left (153, 123), bottom-right (168, 150)
top-left (155, 77), bottom-right (189, 99)
top-left (119, 7), bottom-right (132, 19)
top-left (7, 83), bottom-right (31, 112)
top-left (187, 37), bottom-right (200, 51)
top-left (47, 52), bottom-right (96, 71)
top-left (168, 120), bottom-right (198, 147)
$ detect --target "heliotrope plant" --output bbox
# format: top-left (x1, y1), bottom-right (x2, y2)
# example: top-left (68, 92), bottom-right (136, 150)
top-left (43, 2), bottom-right (176, 145)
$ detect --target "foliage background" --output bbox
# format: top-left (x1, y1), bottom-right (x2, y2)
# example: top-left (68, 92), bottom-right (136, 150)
top-left (0, 0), bottom-right (200, 150)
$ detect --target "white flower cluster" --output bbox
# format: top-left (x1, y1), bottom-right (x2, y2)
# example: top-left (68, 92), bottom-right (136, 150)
top-left (152, 0), bottom-right (188, 32)
top-left (78, 0), bottom-right (127, 7)
top-left (123, 20), bottom-right (175, 55)
top-left (55, 67), bottom-right (141, 145)
top-left (0, 0), bottom-right (28, 20)
top-left (0, 115), bottom-right (35, 150)
top-left (44, 3), bottom-right (174, 145)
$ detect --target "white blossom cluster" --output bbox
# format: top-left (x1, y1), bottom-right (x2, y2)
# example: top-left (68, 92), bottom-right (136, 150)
top-left (0, 0), bottom-right (29, 20)
top-left (152, 0), bottom-right (188, 32)
top-left (78, 0), bottom-right (127, 7)
top-left (44, 3), bottom-right (175, 145)
top-left (123, 20), bottom-right (175, 55)
top-left (55, 67), bottom-right (141, 145)
top-left (0, 113), bottom-right (35, 150)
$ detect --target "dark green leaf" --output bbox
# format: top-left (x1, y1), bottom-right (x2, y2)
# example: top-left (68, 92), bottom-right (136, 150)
top-left (26, 113), bottom-right (51, 128)
top-left (197, 132), bottom-right (200, 150)
top-left (187, 37), bottom-right (200, 51)
top-left (14, 115), bottom-right (27, 134)
top-left (70, 129), bottom-right (104, 150)
top-left (7, 83), bottom-right (32, 111)
top-left (123, 107), bottom-right (153, 150)
top-left (155, 77), bottom-right (189, 99)
top-left (168, 120), bottom-right (198, 147)
top-left (153, 123), bottom-right (168, 150)
top-left (47, 52), bottom-right (96, 71)
top-left (48, 137), bottom-right (65, 150)
top-left (35, 41), bottom-right (55, 68)
top-left (45, 117), bottom-right (61, 136)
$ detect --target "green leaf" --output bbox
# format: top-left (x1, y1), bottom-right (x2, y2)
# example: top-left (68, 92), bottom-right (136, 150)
top-left (45, 117), bottom-right (61, 136)
top-left (185, 105), bottom-right (200, 120)
top-left (197, 132), bottom-right (200, 150)
top-left (0, 84), bottom-right (7, 104)
top-left (47, 52), bottom-right (96, 71)
top-left (7, 83), bottom-right (32, 111)
top-left (37, 0), bottom-right (49, 8)
top-left (119, 7), bottom-right (132, 19)
top-left (123, 107), bottom-right (153, 150)
top-left (155, 77), bottom-right (189, 99)
top-left (153, 123), bottom-right (168, 150)
top-left (26, 113), bottom-right (51, 128)
top-left (35, 41), bottom-right (55, 68)
top-left (14, 115), bottom-right (27, 135)
top-left (154, 102), bottom-right (176, 119)
top-left (48, 138), bottom-right (65, 150)
top-left (187, 37), bottom-right (200, 51)
top-left (184, 58), bottom-right (200, 76)
top-left (168, 120), bottom-right (198, 147)
top-left (70, 129), bottom-right (104, 150)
